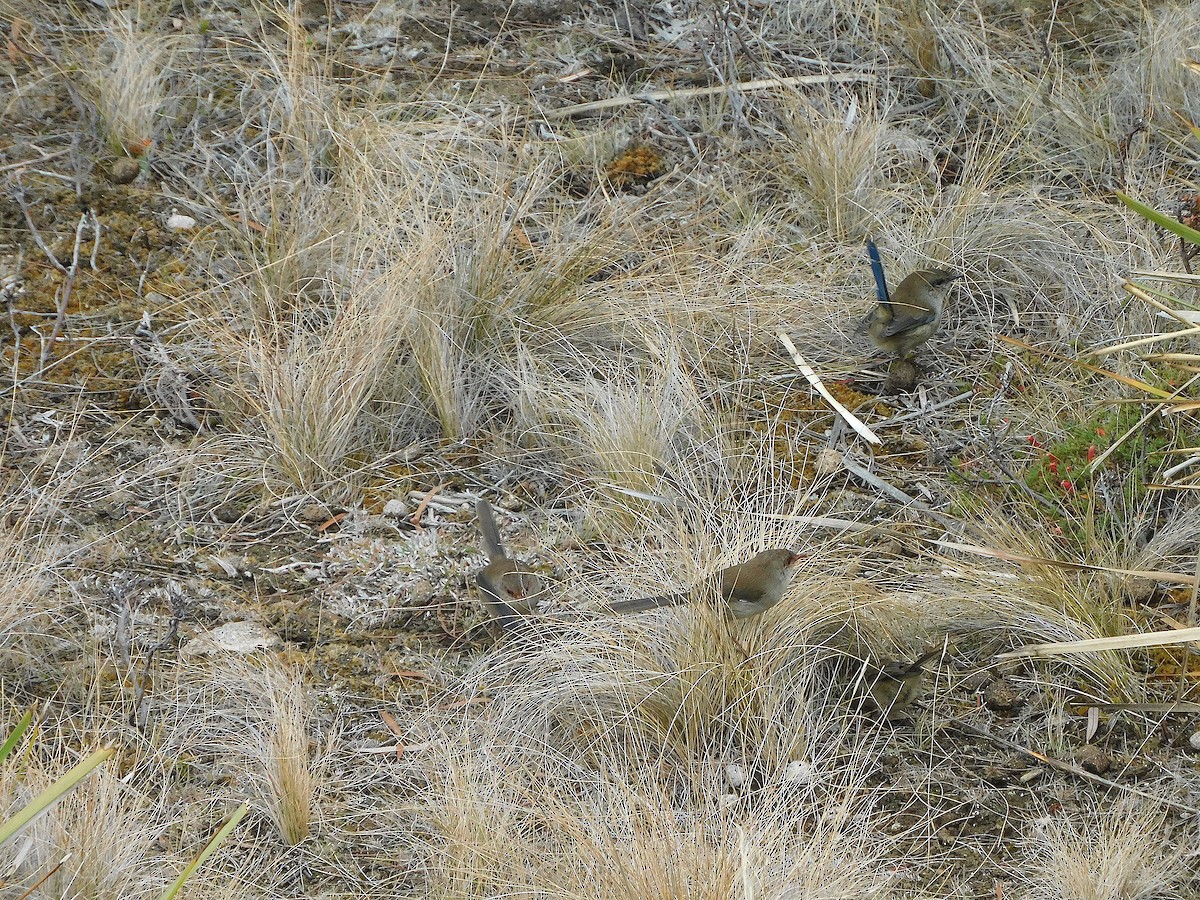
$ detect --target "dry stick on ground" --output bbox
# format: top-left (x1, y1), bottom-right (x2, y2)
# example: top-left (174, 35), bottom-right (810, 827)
top-left (411, 483), bottom-right (448, 530)
top-left (10, 175), bottom-right (96, 374)
top-left (994, 628), bottom-right (1200, 660)
top-left (0, 148), bottom-right (71, 175)
top-left (944, 716), bottom-right (1200, 817)
top-left (1153, 610), bottom-right (1200, 653)
top-left (534, 72), bottom-right (871, 120)
top-left (777, 331), bottom-right (880, 445)
top-left (839, 455), bottom-right (969, 536)
top-left (870, 389), bottom-right (973, 428)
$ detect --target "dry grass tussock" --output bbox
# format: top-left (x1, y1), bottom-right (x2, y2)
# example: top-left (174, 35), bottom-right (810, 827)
top-left (1019, 800), bottom-right (1191, 900)
top-left (415, 679), bottom-right (905, 900)
top-left (75, 3), bottom-right (181, 155)
top-left (5, 0), bottom-right (1200, 896)
top-left (0, 700), bottom-right (184, 900)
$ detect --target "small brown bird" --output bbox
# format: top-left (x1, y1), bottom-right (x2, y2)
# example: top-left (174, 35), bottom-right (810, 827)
top-left (861, 649), bottom-right (941, 721)
top-left (474, 498), bottom-right (545, 632)
top-left (860, 240), bottom-right (960, 358)
top-left (605, 549), bottom-right (802, 619)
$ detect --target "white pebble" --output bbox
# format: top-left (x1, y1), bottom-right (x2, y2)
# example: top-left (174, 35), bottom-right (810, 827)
top-left (382, 498), bottom-right (410, 517)
top-left (724, 763), bottom-right (748, 789)
top-left (783, 759), bottom-right (814, 784)
top-left (166, 213), bottom-right (197, 230)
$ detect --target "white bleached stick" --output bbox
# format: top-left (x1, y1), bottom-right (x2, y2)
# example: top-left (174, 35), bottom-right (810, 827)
top-left (777, 331), bottom-right (881, 446)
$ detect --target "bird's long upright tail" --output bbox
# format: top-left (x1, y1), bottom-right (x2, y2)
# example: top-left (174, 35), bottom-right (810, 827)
top-left (475, 498), bottom-right (508, 563)
top-left (866, 238), bottom-right (890, 305)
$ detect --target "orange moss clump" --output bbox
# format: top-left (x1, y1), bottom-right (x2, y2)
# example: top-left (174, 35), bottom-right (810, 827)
top-left (604, 145), bottom-right (666, 190)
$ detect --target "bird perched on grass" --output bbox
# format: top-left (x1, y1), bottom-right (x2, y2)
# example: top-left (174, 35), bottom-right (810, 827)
top-left (859, 239), bottom-right (960, 358)
top-left (605, 549), bottom-right (801, 619)
top-left (474, 498), bottom-right (546, 632)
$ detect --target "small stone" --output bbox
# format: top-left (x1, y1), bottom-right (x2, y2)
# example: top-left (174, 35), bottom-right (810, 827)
top-left (109, 158), bottom-right (141, 184)
top-left (196, 555), bottom-right (241, 578)
top-left (1074, 744), bottom-right (1111, 775)
top-left (183, 621), bottom-right (281, 656)
top-left (885, 359), bottom-right (920, 394)
top-left (724, 763), bottom-right (748, 789)
top-left (981, 765), bottom-right (1011, 785)
top-left (166, 212), bottom-right (197, 230)
top-left (382, 498), bottom-right (409, 518)
top-left (814, 447), bottom-right (843, 476)
top-left (983, 678), bottom-right (1024, 714)
top-left (296, 503), bottom-right (333, 525)
top-left (1123, 577), bottom-right (1155, 603)
top-left (1189, 731), bottom-right (1200, 752)
top-left (406, 578), bottom-right (436, 606)
top-left (959, 670), bottom-right (991, 692)
top-left (212, 503), bottom-right (242, 524)
top-left (782, 759), bottom-right (813, 784)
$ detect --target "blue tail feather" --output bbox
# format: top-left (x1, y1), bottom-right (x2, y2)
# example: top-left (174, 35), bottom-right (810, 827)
top-left (866, 239), bottom-right (890, 305)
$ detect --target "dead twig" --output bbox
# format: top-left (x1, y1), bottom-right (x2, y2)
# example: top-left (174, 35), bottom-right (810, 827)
top-left (839, 455), bottom-right (966, 535)
top-left (778, 331), bottom-right (880, 445)
top-left (870, 389), bottom-right (973, 428)
top-left (533, 72), bottom-right (870, 121)
top-left (10, 174), bottom-right (98, 374)
top-left (411, 482), bottom-right (447, 529)
top-left (0, 148), bottom-right (71, 175)
top-left (995, 626), bottom-right (1200, 660)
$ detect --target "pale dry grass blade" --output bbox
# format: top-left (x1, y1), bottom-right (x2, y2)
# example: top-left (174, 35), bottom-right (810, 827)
top-left (413, 605), bottom-right (909, 900)
top-left (997, 627), bottom-right (1200, 661)
top-left (199, 659), bottom-right (324, 848)
top-left (770, 87), bottom-right (933, 241)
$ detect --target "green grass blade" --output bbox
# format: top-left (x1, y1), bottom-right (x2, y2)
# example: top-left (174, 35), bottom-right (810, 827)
top-left (0, 706), bottom-right (35, 767)
top-left (0, 747), bottom-right (116, 848)
top-left (158, 802), bottom-right (249, 900)
top-left (1116, 191), bottom-right (1200, 245)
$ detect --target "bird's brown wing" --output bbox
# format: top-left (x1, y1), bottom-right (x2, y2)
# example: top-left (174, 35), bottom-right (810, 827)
top-left (881, 303), bottom-right (937, 337)
top-left (477, 559), bottom-right (544, 630)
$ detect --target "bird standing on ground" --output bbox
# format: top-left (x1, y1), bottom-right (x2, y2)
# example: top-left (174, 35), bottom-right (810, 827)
top-left (474, 498), bottom-right (545, 631)
top-left (861, 649), bottom-right (941, 721)
top-left (859, 239), bottom-right (960, 358)
top-left (605, 549), bottom-right (802, 619)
